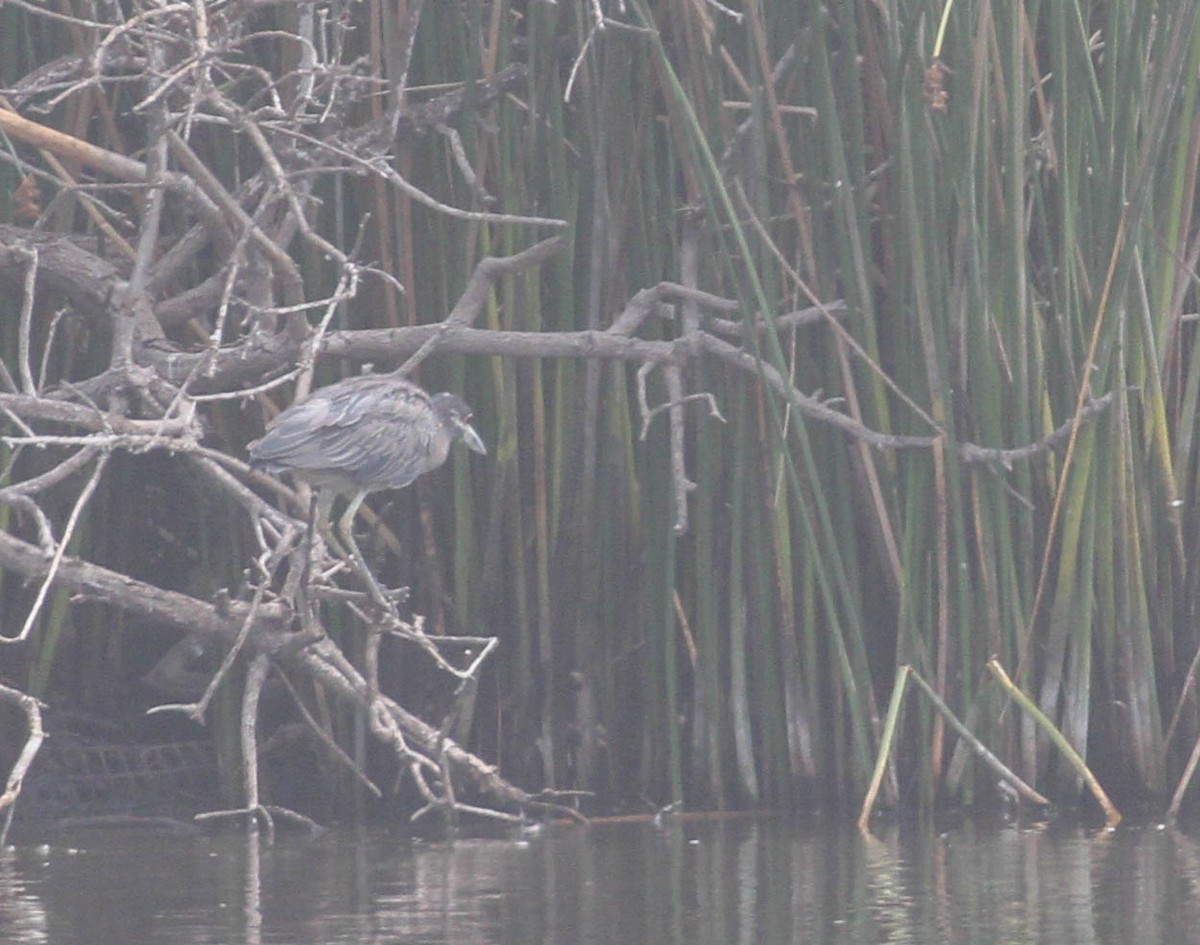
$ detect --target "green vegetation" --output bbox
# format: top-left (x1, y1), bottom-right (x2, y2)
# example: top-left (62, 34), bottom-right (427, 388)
top-left (2, 0), bottom-right (1199, 820)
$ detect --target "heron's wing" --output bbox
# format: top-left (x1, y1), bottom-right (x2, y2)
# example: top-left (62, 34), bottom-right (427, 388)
top-left (248, 376), bottom-right (447, 488)
top-left (340, 399), bottom-right (448, 488)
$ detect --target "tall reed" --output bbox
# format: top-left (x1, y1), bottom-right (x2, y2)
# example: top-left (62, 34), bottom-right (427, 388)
top-left (3, 0), bottom-right (1198, 814)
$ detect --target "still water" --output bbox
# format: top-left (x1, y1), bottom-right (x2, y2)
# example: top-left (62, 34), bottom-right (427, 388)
top-left (2, 814), bottom-right (1199, 944)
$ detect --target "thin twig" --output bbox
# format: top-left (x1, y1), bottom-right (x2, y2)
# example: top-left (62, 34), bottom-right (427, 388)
top-left (17, 246), bottom-right (37, 394)
top-left (6, 452), bottom-right (109, 644)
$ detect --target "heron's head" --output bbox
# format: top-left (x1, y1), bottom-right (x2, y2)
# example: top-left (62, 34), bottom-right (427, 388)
top-left (432, 393), bottom-right (487, 455)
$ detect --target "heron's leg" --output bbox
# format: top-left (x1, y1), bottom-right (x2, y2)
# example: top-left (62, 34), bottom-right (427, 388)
top-left (299, 490), bottom-right (321, 585)
top-left (313, 489), bottom-right (350, 559)
top-left (335, 491), bottom-right (402, 615)
top-left (335, 490), bottom-right (367, 558)
top-left (284, 491), bottom-right (327, 636)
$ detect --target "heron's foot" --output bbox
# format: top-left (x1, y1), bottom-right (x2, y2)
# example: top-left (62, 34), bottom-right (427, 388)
top-left (380, 584), bottom-right (411, 604)
top-left (302, 532), bottom-right (349, 579)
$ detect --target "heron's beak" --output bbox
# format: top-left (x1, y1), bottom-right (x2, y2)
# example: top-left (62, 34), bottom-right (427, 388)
top-left (456, 419), bottom-right (487, 455)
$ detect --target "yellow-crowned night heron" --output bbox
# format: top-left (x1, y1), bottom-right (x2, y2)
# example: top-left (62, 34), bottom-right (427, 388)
top-left (248, 374), bottom-right (486, 558)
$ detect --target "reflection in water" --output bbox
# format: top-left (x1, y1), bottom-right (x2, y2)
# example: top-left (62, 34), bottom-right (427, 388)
top-left (2, 816), bottom-right (1200, 944)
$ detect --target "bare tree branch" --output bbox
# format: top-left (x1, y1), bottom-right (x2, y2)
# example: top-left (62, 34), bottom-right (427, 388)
top-left (0, 682), bottom-right (45, 844)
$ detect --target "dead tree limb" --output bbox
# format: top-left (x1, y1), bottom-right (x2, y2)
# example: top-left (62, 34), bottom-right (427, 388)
top-left (0, 525), bottom-right (542, 816)
top-left (0, 682), bottom-right (45, 845)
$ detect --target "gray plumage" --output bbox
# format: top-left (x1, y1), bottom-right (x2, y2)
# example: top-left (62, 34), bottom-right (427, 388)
top-left (248, 374), bottom-right (486, 555)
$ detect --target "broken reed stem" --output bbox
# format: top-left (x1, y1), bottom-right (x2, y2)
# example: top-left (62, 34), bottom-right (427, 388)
top-left (857, 664), bottom-right (909, 831)
top-left (858, 663), bottom-right (1054, 831)
top-left (906, 667), bottom-right (1050, 807)
top-left (986, 656), bottom-right (1121, 827)
top-left (1167, 724), bottom-right (1200, 821)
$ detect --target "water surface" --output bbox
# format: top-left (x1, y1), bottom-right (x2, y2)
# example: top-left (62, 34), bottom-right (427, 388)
top-left (2, 814), bottom-right (1198, 944)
